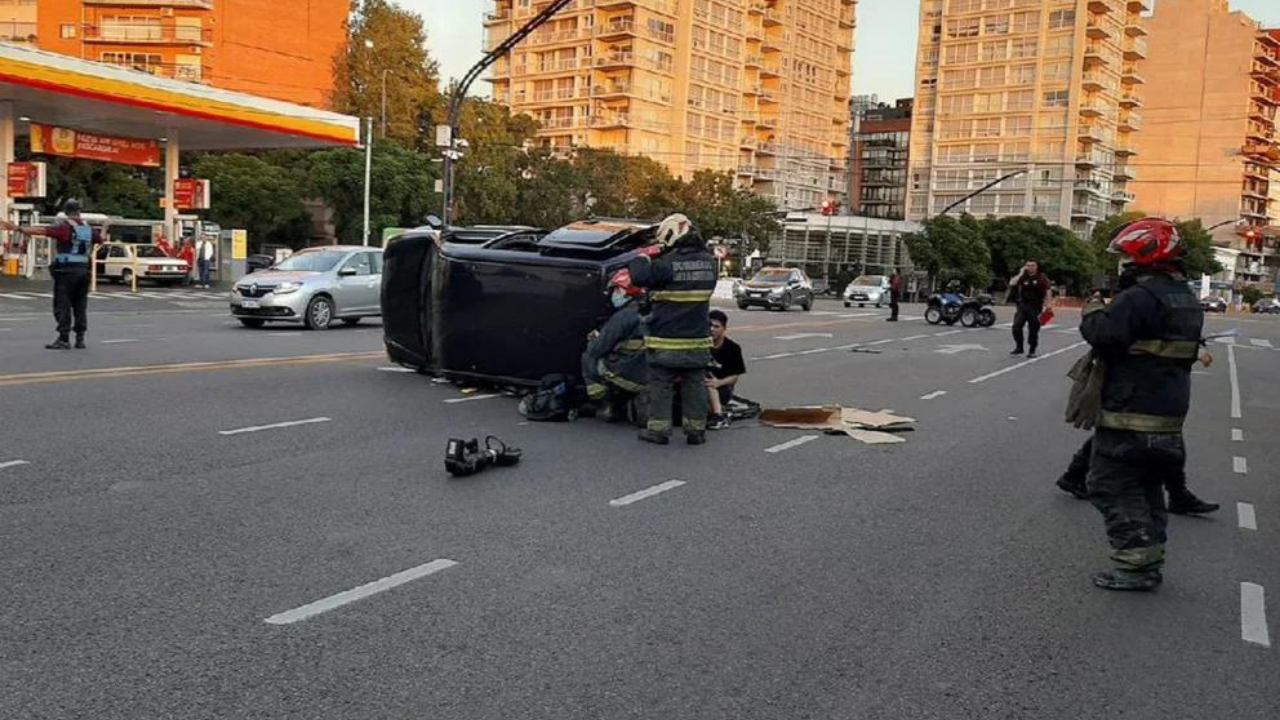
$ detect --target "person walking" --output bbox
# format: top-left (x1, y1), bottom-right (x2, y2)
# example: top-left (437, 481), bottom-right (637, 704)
top-left (1079, 217), bottom-right (1204, 591)
top-left (628, 213), bottom-right (718, 446)
top-left (196, 234), bottom-right (215, 288)
top-left (1008, 260), bottom-right (1052, 358)
top-left (886, 269), bottom-right (903, 322)
top-left (1, 199), bottom-right (105, 350)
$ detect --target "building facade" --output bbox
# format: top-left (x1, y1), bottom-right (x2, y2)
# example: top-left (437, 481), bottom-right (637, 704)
top-left (907, 0), bottom-right (1148, 238)
top-left (31, 0), bottom-right (347, 107)
top-left (768, 213), bottom-right (918, 281)
top-left (1128, 0), bottom-right (1277, 290)
top-left (848, 96), bottom-right (912, 219)
top-left (0, 0), bottom-right (36, 44)
top-left (485, 0), bottom-right (855, 210)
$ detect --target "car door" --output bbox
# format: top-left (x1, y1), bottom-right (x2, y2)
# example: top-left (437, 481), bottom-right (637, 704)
top-left (335, 251), bottom-right (375, 314)
top-left (107, 245), bottom-right (128, 279)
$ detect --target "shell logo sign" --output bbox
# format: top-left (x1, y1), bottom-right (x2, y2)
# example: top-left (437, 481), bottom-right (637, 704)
top-left (30, 123), bottom-right (161, 167)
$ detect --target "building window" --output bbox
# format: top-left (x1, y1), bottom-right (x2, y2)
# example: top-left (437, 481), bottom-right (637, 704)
top-left (981, 40), bottom-right (1008, 61)
top-left (1048, 10), bottom-right (1075, 30)
top-left (1010, 64), bottom-right (1037, 85)
top-left (60, 23), bottom-right (77, 39)
top-left (1042, 90), bottom-right (1070, 108)
top-left (979, 66), bottom-right (1005, 87)
top-left (1006, 115), bottom-right (1033, 135)
top-left (1011, 12), bottom-right (1039, 33)
top-left (1011, 38), bottom-right (1038, 58)
top-left (947, 18), bottom-right (980, 38)
top-left (945, 42), bottom-right (980, 65)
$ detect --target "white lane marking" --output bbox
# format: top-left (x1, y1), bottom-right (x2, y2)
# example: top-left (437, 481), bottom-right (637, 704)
top-left (0, 292), bottom-right (34, 299)
top-left (1250, 338), bottom-right (1273, 348)
top-left (1234, 456), bottom-right (1249, 474)
top-left (920, 390), bottom-right (948, 401)
top-left (798, 348), bottom-right (830, 355)
top-left (765, 435), bottom-right (820, 454)
top-left (936, 344), bottom-right (987, 355)
top-left (1238, 503), bottom-right (1257, 531)
top-left (995, 322), bottom-right (1014, 329)
top-left (443, 393), bottom-right (503, 404)
top-left (810, 311), bottom-right (840, 316)
top-left (0, 460), bottom-right (31, 471)
top-left (219, 417), bottom-right (332, 436)
top-left (264, 559), bottom-right (458, 625)
top-left (377, 366), bottom-right (415, 373)
top-left (1241, 583), bottom-right (1270, 647)
top-left (267, 332), bottom-right (303, 338)
top-left (968, 341), bottom-right (1088, 384)
top-left (838, 312), bottom-right (876, 318)
top-left (775, 332), bottom-right (834, 340)
top-left (866, 338), bottom-right (896, 346)
top-left (756, 352), bottom-right (796, 360)
top-left (933, 330), bottom-right (964, 337)
top-left (1228, 344), bottom-right (1241, 419)
top-left (900, 334), bottom-right (930, 341)
top-left (609, 480), bottom-right (687, 507)
top-left (101, 339), bottom-right (140, 345)
top-left (1215, 335), bottom-right (1237, 345)
top-left (1233, 428), bottom-right (1244, 442)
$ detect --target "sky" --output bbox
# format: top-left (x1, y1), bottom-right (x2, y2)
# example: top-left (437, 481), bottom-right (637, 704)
top-left (407, 0), bottom-right (1280, 102)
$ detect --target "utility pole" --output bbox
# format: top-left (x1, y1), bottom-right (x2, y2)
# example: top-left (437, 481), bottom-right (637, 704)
top-left (439, 0), bottom-right (573, 225)
top-left (362, 116), bottom-right (373, 246)
top-left (381, 69), bottom-right (389, 139)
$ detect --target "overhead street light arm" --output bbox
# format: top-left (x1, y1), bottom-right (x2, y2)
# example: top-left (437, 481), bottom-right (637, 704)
top-left (934, 170), bottom-right (1028, 219)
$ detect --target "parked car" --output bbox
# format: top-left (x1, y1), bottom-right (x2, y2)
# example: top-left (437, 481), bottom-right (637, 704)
top-left (382, 218), bottom-right (657, 385)
top-left (230, 246), bottom-right (384, 329)
top-left (844, 274), bottom-right (891, 308)
top-left (1253, 297), bottom-right (1280, 314)
top-left (734, 267), bottom-right (815, 311)
top-left (1200, 296), bottom-right (1228, 313)
top-left (94, 243), bottom-right (189, 286)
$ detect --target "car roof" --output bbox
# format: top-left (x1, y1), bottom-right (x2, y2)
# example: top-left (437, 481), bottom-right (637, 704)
top-left (298, 245), bottom-right (381, 252)
top-left (540, 219), bottom-right (654, 248)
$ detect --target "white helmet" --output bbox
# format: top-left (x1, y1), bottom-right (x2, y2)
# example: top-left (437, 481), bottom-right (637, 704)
top-left (654, 213), bottom-right (692, 248)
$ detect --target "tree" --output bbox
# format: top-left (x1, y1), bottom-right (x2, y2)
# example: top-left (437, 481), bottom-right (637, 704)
top-left (1093, 213), bottom-right (1223, 279)
top-left (332, 0), bottom-right (442, 146)
top-left (301, 140), bottom-right (440, 244)
top-left (902, 215), bottom-right (991, 291)
top-left (16, 150), bottom-right (161, 219)
top-left (190, 154), bottom-right (311, 248)
top-left (980, 215), bottom-right (1096, 294)
top-left (677, 170), bottom-right (778, 249)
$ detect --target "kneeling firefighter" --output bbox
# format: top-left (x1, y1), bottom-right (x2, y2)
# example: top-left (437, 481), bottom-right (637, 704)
top-left (582, 269), bottom-right (648, 422)
top-left (1081, 217), bottom-right (1205, 591)
top-left (628, 213), bottom-right (718, 445)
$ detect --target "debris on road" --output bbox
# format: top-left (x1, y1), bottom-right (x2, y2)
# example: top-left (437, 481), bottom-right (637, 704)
top-left (759, 406), bottom-right (915, 444)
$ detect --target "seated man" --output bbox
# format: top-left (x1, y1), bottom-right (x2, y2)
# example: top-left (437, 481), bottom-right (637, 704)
top-left (582, 269), bottom-right (648, 422)
top-left (706, 309), bottom-right (745, 430)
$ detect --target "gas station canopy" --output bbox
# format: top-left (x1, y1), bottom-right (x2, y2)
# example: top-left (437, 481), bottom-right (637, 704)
top-left (0, 43), bottom-right (360, 150)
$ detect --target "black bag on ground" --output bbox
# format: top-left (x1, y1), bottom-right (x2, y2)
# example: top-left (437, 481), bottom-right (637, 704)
top-left (518, 374), bottom-right (584, 422)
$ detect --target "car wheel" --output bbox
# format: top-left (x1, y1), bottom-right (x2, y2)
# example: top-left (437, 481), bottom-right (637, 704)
top-left (801, 297), bottom-right (812, 311)
top-left (239, 318), bottom-right (266, 329)
top-left (925, 307), bottom-right (943, 325)
top-left (341, 318), bottom-right (361, 327)
top-left (960, 308), bottom-right (979, 328)
top-left (738, 302), bottom-right (749, 310)
top-left (120, 269), bottom-right (133, 288)
top-left (979, 308), bottom-right (997, 327)
top-left (305, 296), bottom-right (334, 330)
top-left (843, 301), bottom-right (851, 308)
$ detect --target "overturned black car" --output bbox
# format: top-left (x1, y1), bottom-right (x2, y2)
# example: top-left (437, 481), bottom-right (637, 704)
top-left (381, 219), bottom-right (658, 386)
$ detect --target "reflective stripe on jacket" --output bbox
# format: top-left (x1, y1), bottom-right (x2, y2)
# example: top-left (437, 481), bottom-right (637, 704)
top-left (628, 238), bottom-right (717, 367)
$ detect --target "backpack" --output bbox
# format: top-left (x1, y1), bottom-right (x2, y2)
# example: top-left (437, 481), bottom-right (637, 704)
top-left (518, 374), bottom-right (584, 422)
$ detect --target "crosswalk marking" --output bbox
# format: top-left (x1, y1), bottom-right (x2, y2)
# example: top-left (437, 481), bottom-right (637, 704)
top-left (1250, 338), bottom-right (1274, 349)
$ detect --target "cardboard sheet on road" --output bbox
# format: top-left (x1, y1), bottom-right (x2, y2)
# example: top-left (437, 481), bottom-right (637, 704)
top-left (759, 406), bottom-right (914, 444)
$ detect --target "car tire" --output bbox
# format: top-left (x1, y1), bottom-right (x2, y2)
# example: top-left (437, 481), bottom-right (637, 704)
top-left (960, 308), bottom-right (979, 327)
top-left (843, 301), bottom-right (851, 308)
top-left (120, 269), bottom-right (133, 288)
top-left (801, 297), bottom-right (812, 311)
top-left (738, 302), bottom-right (749, 310)
top-left (305, 295), bottom-right (334, 330)
top-left (239, 318), bottom-right (266, 329)
top-left (925, 307), bottom-right (943, 325)
top-left (858, 303), bottom-right (865, 308)
top-left (341, 318), bottom-right (361, 327)
top-left (979, 308), bottom-right (997, 327)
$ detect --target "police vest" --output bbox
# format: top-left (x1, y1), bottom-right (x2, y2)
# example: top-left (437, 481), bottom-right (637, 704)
top-left (54, 222), bottom-right (92, 266)
top-left (1098, 273), bottom-right (1205, 433)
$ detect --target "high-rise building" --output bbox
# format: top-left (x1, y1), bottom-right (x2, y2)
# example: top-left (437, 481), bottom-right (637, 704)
top-left (849, 96), bottom-right (912, 219)
top-left (1128, 0), bottom-right (1277, 288)
top-left (32, 1), bottom-right (348, 107)
top-left (0, 0), bottom-right (36, 45)
top-left (485, 0), bottom-right (855, 210)
top-left (907, 0), bottom-right (1148, 237)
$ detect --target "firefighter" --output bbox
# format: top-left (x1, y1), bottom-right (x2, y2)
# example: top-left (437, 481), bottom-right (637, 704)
top-left (1080, 217), bottom-right (1204, 591)
top-left (582, 269), bottom-right (648, 423)
top-left (628, 213), bottom-right (718, 445)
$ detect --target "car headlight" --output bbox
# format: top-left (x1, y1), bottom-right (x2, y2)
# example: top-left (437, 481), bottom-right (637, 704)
top-left (274, 282), bottom-right (302, 295)
top-left (769, 287), bottom-right (785, 296)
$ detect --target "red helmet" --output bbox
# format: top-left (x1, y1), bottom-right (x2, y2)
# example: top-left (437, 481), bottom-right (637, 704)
top-left (607, 268), bottom-right (643, 296)
top-left (1108, 218), bottom-right (1181, 265)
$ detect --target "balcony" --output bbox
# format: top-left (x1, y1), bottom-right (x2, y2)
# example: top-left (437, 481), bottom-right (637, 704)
top-left (1127, 0), bottom-right (1151, 11)
top-left (1072, 202), bottom-right (1107, 219)
top-left (1243, 143), bottom-right (1280, 163)
top-left (1080, 97), bottom-right (1105, 117)
top-left (594, 52), bottom-right (633, 69)
top-left (0, 22), bottom-right (36, 42)
top-left (745, 55), bottom-right (763, 68)
top-left (1115, 164), bottom-right (1136, 180)
top-left (593, 82), bottom-right (631, 99)
top-left (1076, 152), bottom-right (1106, 168)
top-left (1119, 111), bottom-right (1143, 131)
top-left (484, 9), bottom-right (512, 24)
top-left (591, 114), bottom-right (632, 130)
top-left (1121, 64), bottom-right (1145, 84)
top-left (840, 14), bottom-right (855, 30)
top-left (763, 9), bottom-right (784, 27)
top-left (1245, 125), bottom-right (1275, 144)
top-left (1120, 92), bottom-right (1143, 108)
top-left (530, 87), bottom-right (583, 104)
top-left (1082, 70), bottom-right (1107, 90)
top-left (594, 0), bottom-right (637, 8)
top-left (748, 3), bottom-right (766, 15)
top-left (1125, 21), bottom-right (1148, 37)
top-left (1112, 190), bottom-right (1136, 203)
top-left (737, 164), bottom-right (758, 176)
top-left (761, 64), bottom-right (782, 79)
top-left (101, 59), bottom-right (206, 83)
top-left (744, 84), bottom-right (762, 97)
top-left (757, 115), bottom-right (778, 129)
top-left (1123, 38), bottom-right (1148, 60)
top-left (595, 19), bottom-right (636, 40)
top-left (1083, 46), bottom-right (1111, 68)
top-left (1086, 18), bottom-right (1114, 41)
top-left (1114, 139), bottom-right (1139, 156)
top-left (539, 116), bottom-right (585, 131)
top-left (761, 32), bottom-right (784, 52)
top-left (1254, 88), bottom-right (1279, 106)
top-left (757, 141), bottom-right (780, 156)
top-left (1079, 123), bottom-right (1106, 143)
top-left (1088, 0), bottom-right (1112, 15)
top-left (740, 136), bottom-right (758, 149)
top-left (82, 23), bottom-right (213, 45)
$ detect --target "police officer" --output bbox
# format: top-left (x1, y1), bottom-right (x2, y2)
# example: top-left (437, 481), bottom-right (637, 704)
top-left (1009, 259), bottom-right (1052, 358)
top-left (582, 269), bottom-right (648, 423)
top-left (2, 199), bottom-right (105, 350)
top-left (628, 213), bottom-right (718, 446)
top-left (1080, 217), bottom-right (1204, 591)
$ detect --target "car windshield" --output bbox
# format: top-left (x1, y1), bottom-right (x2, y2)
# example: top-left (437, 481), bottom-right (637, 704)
top-left (273, 251), bottom-right (345, 272)
top-left (135, 246), bottom-right (168, 258)
top-left (750, 270), bottom-right (792, 285)
top-left (852, 275), bottom-right (886, 286)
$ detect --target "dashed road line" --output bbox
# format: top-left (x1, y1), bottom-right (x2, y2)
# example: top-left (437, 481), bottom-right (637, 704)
top-left (609, 480), bottom-right (686, 507)
top-left (264, 559), bottom-right (458, 625)
top-left (765, 435), bottom-right (820, 454)
top-left (0, 460), bottom-right (30, 471)
top-left (377, 366), bottom-right (416, 373)
top-left (219, 417), bottom-right (332, 436)
top-left (920, 390), bottom-right (947, 401)
top-left (443, 393), bottom-right (503, 404)
top-left (1241, 583), bottom-right (1270, 648)
top-left (1233, 428), bottom-right (1244, 442)
top-left (899, 334), bottom-right (930, 341)
top-left (1238, 503), bottom-right (1257, 531)
top-left (968, 341), bottom-right (1088, 385)
top-left (933, 330), bottom-right (964, 337)
top-left (1250, 338), bottom-right (1274, 349)
top-left (1234, 456), bottom-right (1249, 474)
top-left (101, 339), bottom-right (140, 345)
top-left (1228, 345), bottom-right (1242, 419)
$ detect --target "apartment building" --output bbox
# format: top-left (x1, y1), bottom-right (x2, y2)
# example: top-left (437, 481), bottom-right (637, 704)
top-left (849, 96), bottom-right (912, 219)
top-left (485, 0), bottom-right (855, 210)
top-left (32, 1), bottom-right (347, 107)
top-left (0, 0), bottom-right (35, 44)
top-left (907, 0), bottom-right (1148, 237)
top-left (1128, 0), bottom-right (1278, 288)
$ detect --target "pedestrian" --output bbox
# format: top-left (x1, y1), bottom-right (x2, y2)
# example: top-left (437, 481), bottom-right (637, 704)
top-left (196, 234), bottom-right (215, 288)
top-left (581, 269), bottom-right (648, 423)
top-left (628, 213), bottom-right (718, 446)
top-left (886, 269), bottom-right (903, 322)
top-left (706, 309), bottom-right (745, 430)
top-left (0, 199), bottom-right (106, 350)
top-left (1079, 217), bottom-right (1204, 591)
top-left (1008, 259), bottom-right (1052, 358)
top-left (178, 239), bottom-right (196, 285)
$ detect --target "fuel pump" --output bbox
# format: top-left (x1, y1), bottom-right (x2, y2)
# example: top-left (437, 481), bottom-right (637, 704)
top-left (4, 204), bottom-right (44, 278)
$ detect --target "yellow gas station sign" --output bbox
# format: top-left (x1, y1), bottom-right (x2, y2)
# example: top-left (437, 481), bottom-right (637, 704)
top-left (231, 230), bottom-right (247, 261)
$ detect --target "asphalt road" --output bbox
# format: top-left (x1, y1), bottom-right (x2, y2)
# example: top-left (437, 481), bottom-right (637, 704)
top-left (1, 290), bottom-right (1278, 720)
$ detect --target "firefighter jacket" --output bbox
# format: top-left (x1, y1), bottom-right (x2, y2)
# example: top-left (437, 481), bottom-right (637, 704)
top-left (628, 235), bottom-right (717, 368)
top-left (1080, 268), bottom-right (1205, 433)
top-left (582, 301), bottom-right (647, 399)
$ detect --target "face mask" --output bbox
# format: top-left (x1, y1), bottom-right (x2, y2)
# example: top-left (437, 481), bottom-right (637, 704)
top-left (611, 291), bottom-right (629, 308)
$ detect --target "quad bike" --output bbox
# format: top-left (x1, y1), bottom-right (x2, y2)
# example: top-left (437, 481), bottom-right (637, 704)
top-left (925, 289), bottom-right (997, 328)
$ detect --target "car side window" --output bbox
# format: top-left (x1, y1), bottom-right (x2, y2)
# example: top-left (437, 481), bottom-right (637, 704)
top-left (109, 246), bottom-right (127, 258)
top-left (368, 252), bottom-right (383, 275)
top-left (342, 253), bottom-right (372, 276)
top-left (96, 246), bottom-right (109, 260)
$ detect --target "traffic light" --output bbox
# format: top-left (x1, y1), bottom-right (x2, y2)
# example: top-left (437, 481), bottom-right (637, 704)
top-left (820, 200), bottom-right (839, 216)
top-left (1243, 227), bottom-right (1262, 250)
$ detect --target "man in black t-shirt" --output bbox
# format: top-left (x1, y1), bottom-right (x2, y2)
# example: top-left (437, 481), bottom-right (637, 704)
top-left (706, 309), bottom-right (746, 430)
top-left (1008, 259), bottom-right (1053, 358)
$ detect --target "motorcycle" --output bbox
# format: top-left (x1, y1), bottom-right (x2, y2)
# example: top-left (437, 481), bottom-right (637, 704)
top-left (925, 290), bottom-right (997, 328)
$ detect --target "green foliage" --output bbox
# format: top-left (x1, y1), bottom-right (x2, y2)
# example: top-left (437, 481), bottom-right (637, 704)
top-left (190, 154), bottom-right (310, 248)
top-left (1240, 285), bottom-right (1266, 305)
top-left (981, 215), bottom-right (1096, 294)
top-left (903, 215), bottom-right (991, 291)
top-left (301, 140), bottom-right (441, 244)
top-left (16, 151), bottom-right (162, 219)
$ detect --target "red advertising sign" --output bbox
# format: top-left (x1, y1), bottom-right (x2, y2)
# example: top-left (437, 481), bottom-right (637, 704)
top-left (173, 178), bottom-right (211, 210)
top-left (30, 123), bottom-right (161, 167)
top-left (7, 162), bottom-right (46, 198)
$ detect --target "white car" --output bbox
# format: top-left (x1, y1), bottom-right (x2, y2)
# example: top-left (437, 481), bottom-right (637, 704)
top-left (844, 274), bottom-right (890, 308)
top-left (94, 243), bottom-right (190, 286)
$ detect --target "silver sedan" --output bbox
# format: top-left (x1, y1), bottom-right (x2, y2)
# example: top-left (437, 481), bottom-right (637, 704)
top-left (229, 246), bottom-right (384, 330)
